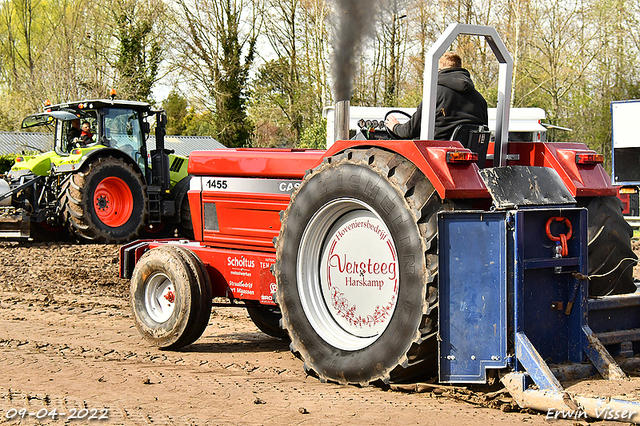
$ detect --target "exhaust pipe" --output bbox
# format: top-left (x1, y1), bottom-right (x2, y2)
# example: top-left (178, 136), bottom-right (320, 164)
top-left (334, 100), bottom-right (350, 144)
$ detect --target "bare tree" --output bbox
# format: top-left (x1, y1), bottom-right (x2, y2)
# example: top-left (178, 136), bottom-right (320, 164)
top-left (0, 0), bottom-right (109, 127)
top-left (172, 0), bottom-right (262, 147)
top-left (300, 0), bottom-right (331, 110)
top-left (262, 0), bottom-right (304, 142)
top-left (403, 0), bottom-right (444, 105)
top-left (380, 0), bottom-right (409, 106)
top-left (250, 0), bottom-right (331, 147)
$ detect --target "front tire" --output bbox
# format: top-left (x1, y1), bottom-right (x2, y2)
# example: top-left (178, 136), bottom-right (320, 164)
top-left (130, 245), bottom-right (212, 349)
top-left (275, 148), bottom-right (454, 385)
top-left (247, 306), bottom-right (289, 339)
top-left (176, 192), bottom-right (194, 239)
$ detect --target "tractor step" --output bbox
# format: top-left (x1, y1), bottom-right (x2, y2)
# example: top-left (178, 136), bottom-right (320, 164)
top-left (147, 185), bottom-right (162, 224)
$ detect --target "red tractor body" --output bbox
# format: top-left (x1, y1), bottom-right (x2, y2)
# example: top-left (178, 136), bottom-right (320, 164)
top-left (122, 139), bottom-right (617, 311)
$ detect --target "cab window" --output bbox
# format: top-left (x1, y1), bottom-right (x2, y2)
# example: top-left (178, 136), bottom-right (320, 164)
top-left (59, 114), bottom-right (98, 153)
top-left (103, 108), bottom-right (144, 167)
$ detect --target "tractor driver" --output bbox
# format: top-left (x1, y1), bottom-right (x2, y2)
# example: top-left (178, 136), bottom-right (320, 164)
top-left (67, 119), bottom-right (82, 145)
top-left (80, 121), bottom-right (94, 145)
top-left (385, 51), bottom-right (488, 141)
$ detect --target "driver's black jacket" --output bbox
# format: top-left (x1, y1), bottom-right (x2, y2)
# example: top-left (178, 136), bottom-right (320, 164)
top-left (67, 127), bottom-right (81, 143)
top-left (392, 68), bottom-right (488, 141)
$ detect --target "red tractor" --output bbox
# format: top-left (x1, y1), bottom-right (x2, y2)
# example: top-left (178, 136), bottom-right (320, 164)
top-left (120, 25), bottom-right (640, 418)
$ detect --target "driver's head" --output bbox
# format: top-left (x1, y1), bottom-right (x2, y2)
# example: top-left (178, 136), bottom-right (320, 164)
top-left (71, 119), bottom-right (80, 129)
top-left (439, 51), bottom-right (462, 71)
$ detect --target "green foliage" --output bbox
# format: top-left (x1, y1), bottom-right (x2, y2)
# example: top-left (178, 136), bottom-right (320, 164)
top-left (0, 0), bottom-right (168, 131)
top-left (210, 2), bottom-right (255, 148)
top-left (0, 154), bottom-right (16, 175)
top-left (163, 91), bottom-right (189, 135)
top-left (249, 57), bottom-right (323, 147)
top-left (249, 58), bottom-right (297, 147)
top-left (2, 0), bottom-right (640, 162)
top-left (173, 0), bottom-right (257, 148)
top-left (114, 2), bottom-right (164, 102)
top-left (185, 110), bottom-right (217, 138)
top-left (298, 119), bottom-right (327, 149)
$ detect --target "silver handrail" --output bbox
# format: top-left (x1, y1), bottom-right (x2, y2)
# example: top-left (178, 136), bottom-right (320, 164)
top-left (420, 24), bottom-right (513, 167)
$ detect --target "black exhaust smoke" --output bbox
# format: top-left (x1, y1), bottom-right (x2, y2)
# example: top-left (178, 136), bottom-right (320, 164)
top-left (331, 0), bottom-right (381, 143)
top-left (331, 0), bottom-right (378, 102)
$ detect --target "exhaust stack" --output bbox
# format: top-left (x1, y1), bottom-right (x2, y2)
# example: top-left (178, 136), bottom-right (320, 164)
top-left (334, 100), bottom-right (350, 144)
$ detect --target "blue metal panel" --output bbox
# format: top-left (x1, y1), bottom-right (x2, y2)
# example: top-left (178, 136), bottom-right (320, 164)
top-left (582, 325), bottom-right (626, 380)
top-left (513, 208), bottom-right (588, 365)
top-left (438, 211), bottom-right (508, 383)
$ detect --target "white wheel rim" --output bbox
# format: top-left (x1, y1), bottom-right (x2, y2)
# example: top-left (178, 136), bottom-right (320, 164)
top-left (297, 198), bottom-right (399, 351)
top-left (144, 272), bottom-right (176, 323)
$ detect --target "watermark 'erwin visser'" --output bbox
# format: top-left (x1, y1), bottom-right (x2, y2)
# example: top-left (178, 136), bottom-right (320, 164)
top-left (546, 408), bottom-right (636, 421)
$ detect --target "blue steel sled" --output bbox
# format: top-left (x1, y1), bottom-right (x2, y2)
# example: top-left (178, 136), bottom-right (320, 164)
top-left (438, 207), bottom-right (640, 422)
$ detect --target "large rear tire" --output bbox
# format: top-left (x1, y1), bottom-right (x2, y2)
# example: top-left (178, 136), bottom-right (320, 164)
top-left (274, 148), bottom-right (455, 385)
top-left (173, 176), bottom-right (194, 239)
top-left (578, 196), bottom-right (638, 296)
top-left (65, 156), bottom-right (147, 243)
top-left (130, 245), bottom-right (212, 349)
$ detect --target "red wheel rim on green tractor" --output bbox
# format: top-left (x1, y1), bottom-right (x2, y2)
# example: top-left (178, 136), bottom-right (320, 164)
top-left (93, 176), bottom-right (134, 227)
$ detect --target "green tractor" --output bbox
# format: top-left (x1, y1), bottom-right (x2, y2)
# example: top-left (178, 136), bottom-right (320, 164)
top-left (0, 98), bottom-right (193, 243)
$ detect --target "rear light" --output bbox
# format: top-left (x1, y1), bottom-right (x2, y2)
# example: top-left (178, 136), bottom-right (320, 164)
top-left (72, 149), bottom-right (82, 155)
top-left (575, 153), bottom-right (604, 165)
top-left (15, 157), bottom-right (24, 163)
top-left (446, 151), bottom-right (478, 164)
top-left (620, 187), bottom-right (637, 194)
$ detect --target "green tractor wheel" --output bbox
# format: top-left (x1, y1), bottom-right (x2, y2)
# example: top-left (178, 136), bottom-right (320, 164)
top-left (65, 156), bottom-right (147, 244)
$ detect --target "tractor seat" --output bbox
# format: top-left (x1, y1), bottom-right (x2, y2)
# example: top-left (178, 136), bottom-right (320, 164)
top-left (451, 124), bottom-right (491, 168)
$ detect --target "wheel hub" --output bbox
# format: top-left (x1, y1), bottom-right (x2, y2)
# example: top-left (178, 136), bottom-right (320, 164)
top-left (93, 176), bottom-right (134, 227)
top-left (298, 198), bottom-right (399, 351)
top-left (319, 210), bottom-right (399, 338)
top-left (96, 195), bottom-right (109, 211)
top-left (144, 273), bottom-right (176, 323)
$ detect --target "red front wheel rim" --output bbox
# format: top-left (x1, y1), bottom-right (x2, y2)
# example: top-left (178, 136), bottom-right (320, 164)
top-left (94, 177), bottom-right (134, 227)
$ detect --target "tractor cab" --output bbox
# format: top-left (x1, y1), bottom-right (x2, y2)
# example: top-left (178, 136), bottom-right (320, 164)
top-left (19, 100), bottom-right (154, 175)
top-left (2, 97), bottom-right (191, 243)
top-left (22, 108), bottom-right (99, 154)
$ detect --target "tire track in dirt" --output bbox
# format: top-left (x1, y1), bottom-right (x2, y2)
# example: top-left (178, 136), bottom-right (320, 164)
top-left (0, 242), bottom-right (574, 425)
top-left (0, 291), bottom-right (297, 377)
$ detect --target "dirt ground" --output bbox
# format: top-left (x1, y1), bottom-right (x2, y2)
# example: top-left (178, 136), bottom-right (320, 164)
top-left (0, 241), bottom-right (639, 425)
